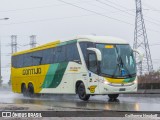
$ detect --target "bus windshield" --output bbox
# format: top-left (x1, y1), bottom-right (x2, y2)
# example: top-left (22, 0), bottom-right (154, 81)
top-left (96, 44), bottom-right (136, 78)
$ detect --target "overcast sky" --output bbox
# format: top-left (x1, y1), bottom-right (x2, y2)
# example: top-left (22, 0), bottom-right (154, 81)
top-left (0, 0), bottom-right (160, 83)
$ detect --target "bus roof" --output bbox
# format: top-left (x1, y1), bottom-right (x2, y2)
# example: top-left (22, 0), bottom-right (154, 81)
top-left (12, 40), bottom-right (60, 56)
top-left (76, 35), bottom-right (128, 44)
top-left (12, 35), bottom-right (128, 56)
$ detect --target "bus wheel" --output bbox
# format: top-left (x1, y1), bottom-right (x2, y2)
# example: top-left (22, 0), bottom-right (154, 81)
top-left (28, 83), bottom-right (34, 97)
top-left (21, 84), bottom-right (27, 97)
top-left (108, 94), bottom-right (119, 99)
top-left (77, 83), bottom-right (90, 101)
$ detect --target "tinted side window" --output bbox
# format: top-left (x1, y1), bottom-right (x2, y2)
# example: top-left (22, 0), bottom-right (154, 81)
top-left (23, 53), bottom-right (32, 67)
top-left (16, 55), bottom-right (23, 68)
top-left (88, 53), bottom-right (97, 73)
top-left (12, 56), bottom-right (17, 68)
top-left (32, 51), bottom-right (43, 66)
top-left (12, 43), bottom-right (82, 68)
top-left (55, 46), bottom-right (66, 63)
top-left (66, 43), bottom-right (80, 62)
top-left (79, 42), bottom-right (94, 61)
top-left (42, 48), bottom-right (55, 64)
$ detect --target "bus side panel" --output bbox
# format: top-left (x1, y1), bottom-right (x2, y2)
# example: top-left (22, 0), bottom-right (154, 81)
top-left (40, 62), bottom-right (88, 94)
top-left (59, 62), bottom-right (84, 94)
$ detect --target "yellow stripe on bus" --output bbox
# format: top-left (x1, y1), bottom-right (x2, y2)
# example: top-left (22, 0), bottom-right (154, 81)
top-left (105, 77), bottom-right (126, 84)
top-left (12, 40), bottom-right (60, 56)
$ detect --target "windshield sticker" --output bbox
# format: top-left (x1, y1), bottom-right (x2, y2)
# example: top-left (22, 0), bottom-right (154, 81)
top-left (105, 45), bottom-right (114, 49)
top-left (121, 69), bottom-right (126, 76)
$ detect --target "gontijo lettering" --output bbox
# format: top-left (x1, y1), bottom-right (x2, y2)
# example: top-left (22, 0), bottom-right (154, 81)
top-left (22, 68), bottom-right (41, 75)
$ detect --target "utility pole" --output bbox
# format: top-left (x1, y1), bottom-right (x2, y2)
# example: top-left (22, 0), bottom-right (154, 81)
top-left (134, 0), bottom-right (153, 75)
top-left (0, 18), bottom-right (9, 85)
top-left (30, 35), bottom-right (36, 48)
top-left (11, 35), bottom-right (17, 53)
top-left (8, 35), bottom-right (18, 86)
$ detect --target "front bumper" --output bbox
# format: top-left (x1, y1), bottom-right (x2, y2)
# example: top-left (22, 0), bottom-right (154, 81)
top-left (99, 82), bottom-right (137, 94)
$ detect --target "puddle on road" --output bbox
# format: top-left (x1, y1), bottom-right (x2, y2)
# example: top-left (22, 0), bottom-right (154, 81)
top-left (0, 91), bottom-right (160, 111)
top-left (0, 105), bottom-right (29, 111)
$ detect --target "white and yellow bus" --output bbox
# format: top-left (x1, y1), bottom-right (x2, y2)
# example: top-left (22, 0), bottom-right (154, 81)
top-left (11, 35), bottom-right (139, 101)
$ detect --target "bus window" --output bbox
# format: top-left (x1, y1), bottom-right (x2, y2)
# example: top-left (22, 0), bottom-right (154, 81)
top-left (42, 48), bottom-right (55, 64)
top-left (32, 51), bottom-right (43, 66)
top-left (88, 53), bottom-right (97, 73)
top-left (66, 43), bottom-right (80, 62)
top-left (12, 56), bottom-right (18, 68)
top-left (23, 53), bottom-right (33, 67)
top-left (55, 46), bottom-right (66, 63)
top-left (16, 55), bottom-right (23, 68)
top-left (80, 42), bottom-right (94, 62)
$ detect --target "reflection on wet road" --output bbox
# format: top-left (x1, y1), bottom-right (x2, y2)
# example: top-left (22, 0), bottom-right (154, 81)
top-left (1, 90), bottom-right (160, 111)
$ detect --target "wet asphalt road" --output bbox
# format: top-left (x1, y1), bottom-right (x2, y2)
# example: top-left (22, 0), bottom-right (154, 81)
top-left (1, 90), bottom-right (160, 112)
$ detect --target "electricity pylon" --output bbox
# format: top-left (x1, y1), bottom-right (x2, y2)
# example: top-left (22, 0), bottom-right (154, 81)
top-left (11, 35), bottom-right (17, 53)
top-left (30, 35), bottom-right (36, 48)
top-left (133, 0), bottom-right (153, 75)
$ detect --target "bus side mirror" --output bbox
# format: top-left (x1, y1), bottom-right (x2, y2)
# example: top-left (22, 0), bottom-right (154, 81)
top-left (87, 48), bottom-right (102, 61)
top-left (133, 49), bottom-right (144, 64)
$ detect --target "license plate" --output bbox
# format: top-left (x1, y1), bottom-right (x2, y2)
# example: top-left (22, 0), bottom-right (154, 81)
top-left (119, 88), bottom-right (125, 91)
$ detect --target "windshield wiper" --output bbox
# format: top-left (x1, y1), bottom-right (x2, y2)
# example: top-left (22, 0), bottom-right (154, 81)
top-left (118, 56), bottom-right (132, 77)
top-left (111, 46), bottom-right (124, 78)
top-left (111, 61), bottom-right (120, 78)
top-left (112, 46), bottom-right (132, 78)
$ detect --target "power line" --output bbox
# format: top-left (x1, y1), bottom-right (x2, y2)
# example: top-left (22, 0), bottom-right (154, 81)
top-left (148, 9), bottom-right (160, 12)
top-left (95, 0), bottom-right (160, 33)
top-left (103, 0), bottom-right (133, 10)
top-left (150, 43), bottom-right (160, 46)
top-left (82, 0), bottom-right (120, 13)
top-left (104, 0), bottom-right (160, 25)
top-left (57, 0), bottom-right (134, 25)
top-left (1, 0), bottom-right (135, 27)
top-left (0, 0), bottom-right (158, 33)
top-left (0, 0), bottom-right (93, 13)
top-left (143, 2), bottom-right (158, 11)
top-left (96, 0), bottom-right (135, 16)
top-left (94, 0), bottom-right (160, 29)
top-left (101, 0), bottom-right (160, 27)
top-left (96, 0), bottom-right (160, 27)
top-left (0, 14), bottom-right (96, 25)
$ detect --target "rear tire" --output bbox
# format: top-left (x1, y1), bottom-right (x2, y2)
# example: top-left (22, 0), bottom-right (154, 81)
top-left (21, 84), bottom-right (27, 97)
top-left (28, 83), bottom-right (34, 97)
top-left (77, 83), bottom-right (90, 101)
top-left (108, 94), bottom-right (119, 99)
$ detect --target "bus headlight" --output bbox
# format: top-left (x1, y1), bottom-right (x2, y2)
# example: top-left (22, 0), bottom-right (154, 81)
top-left (104, 80), bottom-right (109, 84)
top-left (133, 80), bottom-right (137, 84)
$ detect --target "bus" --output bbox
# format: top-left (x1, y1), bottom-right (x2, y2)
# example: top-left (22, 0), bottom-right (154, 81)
top-left (11, 35), bottom-right (140, 101)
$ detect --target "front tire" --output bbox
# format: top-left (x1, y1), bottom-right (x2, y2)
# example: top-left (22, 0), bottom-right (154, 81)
top-left (108, 94), bottom-right (119, 99)
top-left (77, 83), bottom-right (90, 101)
